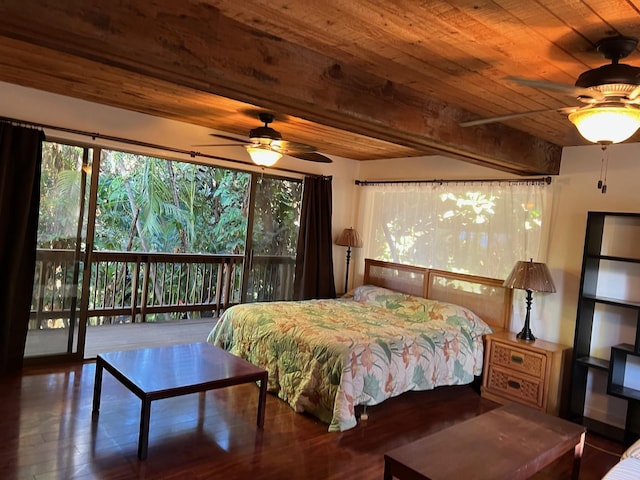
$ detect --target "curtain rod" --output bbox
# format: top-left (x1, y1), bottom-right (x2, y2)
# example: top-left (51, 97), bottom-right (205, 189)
top-left (0, 115), bottom-right (313, 177)
top-left (355, 176), bottom-right (553, 186)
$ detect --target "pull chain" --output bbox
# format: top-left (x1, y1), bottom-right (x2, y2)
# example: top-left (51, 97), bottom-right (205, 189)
top-left (597, 145), bottom-right (605, 190)
top-left (598, 144), bottom-right (610, 194)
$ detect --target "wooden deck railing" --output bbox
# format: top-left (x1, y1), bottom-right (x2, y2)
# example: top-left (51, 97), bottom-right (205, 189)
top-left (30, 249), bottom-right (296, 328)
top-left (245, 254), bottom-right (297, 302)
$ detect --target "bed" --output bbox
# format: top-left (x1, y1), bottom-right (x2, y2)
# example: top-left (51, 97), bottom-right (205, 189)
top-left (207, 259), bottom-right (512, 432)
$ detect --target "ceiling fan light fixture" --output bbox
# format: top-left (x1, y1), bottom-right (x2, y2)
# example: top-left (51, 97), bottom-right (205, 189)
top-left (568, 105), bottom-right (640, 144)
top-left (245, 145), bottom-right (282, 167)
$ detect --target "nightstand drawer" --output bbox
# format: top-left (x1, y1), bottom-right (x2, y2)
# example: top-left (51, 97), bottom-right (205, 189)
top-left (482, 332), bottom-right (571, 416)
top-left (485, 365), bottom-right (544, 408)
top-left (490, 340), bottom-right (547, 379)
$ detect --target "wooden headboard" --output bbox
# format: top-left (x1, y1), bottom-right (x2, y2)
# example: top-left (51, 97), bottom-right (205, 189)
top-left (363, 258), bottom-right (512, 332)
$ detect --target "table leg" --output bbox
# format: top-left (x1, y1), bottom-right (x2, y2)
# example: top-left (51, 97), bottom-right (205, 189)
top-left (572, 431), bottom-right (585, 480)
top-left (92, 358), bottom-right (104, 419)
top-left (383, 465), bottom-right (392, 480)
top-left (138, 397), bottom-right (152, 460)
top-left (257, 372), bottom-right (267, 428)
top-left (197, 391), bottom-right (206, 434)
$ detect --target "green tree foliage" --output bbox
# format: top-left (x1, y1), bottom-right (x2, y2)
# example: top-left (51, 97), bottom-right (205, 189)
top-left (37, 143), bottom-right (86, 249)
top-left (39, 143), bottom-right (303, 256)
top-left (252, 176), bottom-right (302, 255)
top-left (95, 150), bottom-right (251, 254)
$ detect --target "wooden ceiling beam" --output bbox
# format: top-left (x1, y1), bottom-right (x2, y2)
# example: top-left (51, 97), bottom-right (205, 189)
top-left (0, 0), bottom-right (561, 174)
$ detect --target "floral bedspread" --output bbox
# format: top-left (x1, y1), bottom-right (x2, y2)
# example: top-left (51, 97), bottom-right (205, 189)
top-left (207, 285), bottom-right (493, 432)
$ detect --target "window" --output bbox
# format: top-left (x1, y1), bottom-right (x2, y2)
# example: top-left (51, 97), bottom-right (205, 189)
top-left (359, 180), bottom-right (551, 278)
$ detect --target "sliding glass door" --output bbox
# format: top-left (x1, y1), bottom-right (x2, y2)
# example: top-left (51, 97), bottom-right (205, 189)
top-left (24, 142), bottom-right (91, 359)
top-left (25, 139), bottom-right (303, 361)
top-left (243, 174), bottom-right (303, 302)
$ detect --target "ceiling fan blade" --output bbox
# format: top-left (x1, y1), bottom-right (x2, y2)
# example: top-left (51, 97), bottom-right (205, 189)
top-left (208, 133), bottom-right (248, 143)
top-left (505, 76), bottom-right (606, 102)
top-left (191, 143), bottom-right (245, 147)
top-left (274, 139), bottom-right (317, 153)
top-left (459, 108), bottom-right (573, 127)
top-left (288, 152), bottom-right (333, 163)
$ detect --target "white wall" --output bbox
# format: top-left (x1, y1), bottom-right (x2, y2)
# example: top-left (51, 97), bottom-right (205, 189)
top-left (356, 155), bottom-right (520, 181)
top-left (0, 81), bottom-right (360, 290)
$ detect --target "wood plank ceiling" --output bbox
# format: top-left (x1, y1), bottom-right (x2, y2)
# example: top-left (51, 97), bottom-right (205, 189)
top-left (0, 1), bottom-right (639, 175)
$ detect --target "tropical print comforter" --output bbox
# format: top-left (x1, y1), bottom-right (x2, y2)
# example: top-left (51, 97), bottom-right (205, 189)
top-left (207, 285), bottom-right (493, 432)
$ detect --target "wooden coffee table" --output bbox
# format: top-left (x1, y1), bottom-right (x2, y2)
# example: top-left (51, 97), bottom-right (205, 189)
top-left (383, 402), bottom-right (586, 480)
top-left (91, 342), bottom-right (268, 460)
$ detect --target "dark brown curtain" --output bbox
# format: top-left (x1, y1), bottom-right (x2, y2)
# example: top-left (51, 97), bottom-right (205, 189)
top-left (293, 175), bottom-right (336, 300)
top-left (0, 124), bottom-right (44, 376)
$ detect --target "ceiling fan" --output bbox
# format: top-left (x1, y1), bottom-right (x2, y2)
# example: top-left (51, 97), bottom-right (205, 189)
top-left (460, 35), bottom-right (640, 145)
top-left (195, 112), bottom-right (332, 167)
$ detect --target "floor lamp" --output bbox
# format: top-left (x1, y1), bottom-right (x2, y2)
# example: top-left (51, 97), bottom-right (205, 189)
top-left (503, 258), bottom-right (556, 342)
top-left (335, 227), bottom-right (363, 293)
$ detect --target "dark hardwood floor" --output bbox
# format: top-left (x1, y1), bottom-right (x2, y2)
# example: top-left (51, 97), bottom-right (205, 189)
top-left (0, 360), bottom-right (627, 479)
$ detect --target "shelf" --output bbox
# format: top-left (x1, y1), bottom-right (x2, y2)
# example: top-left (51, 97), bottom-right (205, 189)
top-left (576, 356), bottom-right (610, 371)
top-left (581, 294), bottom-right (640, 309)
top-left (586, 254), bottom-right (640, 264)
top-left (608, 384), bottom-right (640, 402)
top-left (609, 344), bottom-right (640, 402)
top-left (613, 343), bottom-right (639, 354)
top-left (581, 416), bottom-right (626, 444)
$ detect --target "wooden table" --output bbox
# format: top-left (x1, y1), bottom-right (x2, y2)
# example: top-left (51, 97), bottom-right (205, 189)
top-left (92, 342), bottom-right (268, 460)
top-left (383, 403), bottom-right (586, 480)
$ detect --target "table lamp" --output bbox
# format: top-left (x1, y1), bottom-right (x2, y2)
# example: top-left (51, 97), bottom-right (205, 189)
top-left (503, 258), bottom-right (556, 341)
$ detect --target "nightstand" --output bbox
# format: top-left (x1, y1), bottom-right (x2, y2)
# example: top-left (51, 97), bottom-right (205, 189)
top-left (481, 331), bottom-right (572, 416)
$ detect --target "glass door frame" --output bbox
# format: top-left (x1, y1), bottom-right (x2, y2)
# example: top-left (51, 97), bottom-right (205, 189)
top-left (241, 173), bottom-right (303, 303)
top-left (24, 141), bottom-right (94, 364)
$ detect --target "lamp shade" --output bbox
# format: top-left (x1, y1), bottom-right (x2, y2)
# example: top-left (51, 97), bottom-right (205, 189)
top-left (335, 227), bottom-right (363, 248)
top-left (568, 106), bottom-right (640, 144)
top-left (245, 145), bottom-right (282, 167)
top-left (503, 259), bottom-right (556, 293)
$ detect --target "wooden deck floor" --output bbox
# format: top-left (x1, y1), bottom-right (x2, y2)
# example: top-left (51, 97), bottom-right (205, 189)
top-left (25, 318), bottom-right (217, 359)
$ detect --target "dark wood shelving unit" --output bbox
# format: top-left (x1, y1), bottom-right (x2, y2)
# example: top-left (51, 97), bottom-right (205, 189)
top-left (609, 344), bottom-right (640, 402)
top-left (575, 356), bottom-right (610, 371)
top-left (587, 254), bottom-right (640, 264)
top-left (581, 294), bottom-right (640, 309)
top-left (570, 211), bottom-right (640, 445)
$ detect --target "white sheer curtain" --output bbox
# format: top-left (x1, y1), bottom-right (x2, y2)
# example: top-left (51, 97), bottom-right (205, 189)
top-left (359, 180), bottom-right (552, 279)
